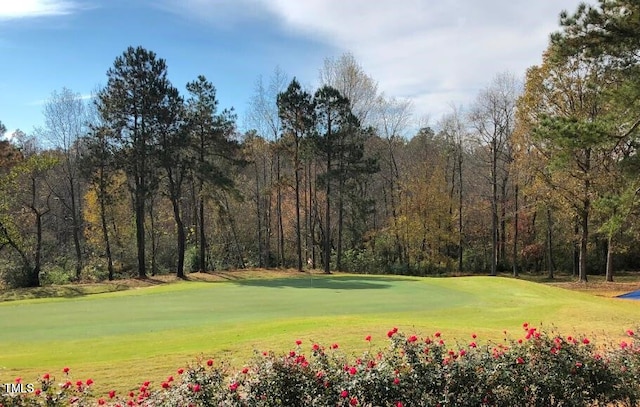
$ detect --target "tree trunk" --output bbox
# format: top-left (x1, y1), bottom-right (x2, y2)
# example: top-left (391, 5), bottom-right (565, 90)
top-left (148, 200), bottom-right (158, 277)
top-left (457, 146), bottom-right (463, 273)
top-left (500, 179), bottom-right (507, 264)
top-left (388, 142), bottom-right (403, 266)
top-left (578, 151), bottom-right (591, 282)
top-left (490, 138), bottom-right (498, 276)
top-left (546, 208), bottom-right (555, 279)
top-left (512, 183), bottom-right (519, 277)
top-left (276, 152), bottom-right (285, 267)
top-left (572, 221), bottom-right (579, 277)
top-left (170, 194), bottom-right (186, 279)
top-left (134, 187), bottom-right (147, 278)
top-left (255, 160), bottom-right (264, 268)
top-left (605, 234), bottom-right (614, 282)
top-left (295, 142), bottom-right (303, 272)
top-left (199, 193), bottom-right (207, 272)
top-left (264, 155), bottom-right (272, 268)
top-left (304, 161), bottom-right (310, 268)
top-left (337, 180), bottom-right (344, 272)
top-left (69, 178), bottom-right (83, 281)
top-left (32, 211), bottom-right (43, 287)
top-left (222, 194), bottom-right (246, 269)
top-left (324, 155), bottom-right (332, 275)
top-left (98, 176), bottom-right (115, 281)
top-left (311, 160), bottom-right (318, 269)
top-left (579, 209), bottom-right (589, 282)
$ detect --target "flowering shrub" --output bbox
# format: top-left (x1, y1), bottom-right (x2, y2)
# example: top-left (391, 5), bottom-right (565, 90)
top-left (2, 325), bottom-right (640, 406)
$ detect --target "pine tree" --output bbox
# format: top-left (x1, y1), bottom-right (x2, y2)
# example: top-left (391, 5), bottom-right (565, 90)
top-left (96, 46), bottom-right (175, 278)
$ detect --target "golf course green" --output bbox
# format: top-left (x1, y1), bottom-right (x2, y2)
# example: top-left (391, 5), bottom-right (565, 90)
top-left (1, 272), bottom-right (639, 395)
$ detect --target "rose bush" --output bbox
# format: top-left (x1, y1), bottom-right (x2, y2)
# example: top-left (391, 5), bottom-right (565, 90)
top-left (1, 325), bottom-right (639, 406)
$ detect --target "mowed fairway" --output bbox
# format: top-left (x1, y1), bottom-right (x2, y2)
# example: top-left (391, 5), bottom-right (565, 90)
top-left (1, 272), bottom-right (639, 395)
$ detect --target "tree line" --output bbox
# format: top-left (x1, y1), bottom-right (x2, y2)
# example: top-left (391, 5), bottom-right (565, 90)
top-left (1, 0), bottom-right (639, 287)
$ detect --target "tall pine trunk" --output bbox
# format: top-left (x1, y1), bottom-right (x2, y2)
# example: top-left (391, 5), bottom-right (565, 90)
top-left (490, 138), bottom-right (498, 276)
top-left (255, 160), bottom-right (264, 267)
top-left (324, 154), bottom-right (332, 274)
top-left (169, 179), bottom-right (186, 279)
top-left (135, 192), bottom-right (146, 278)
top-left (199, 194), bottom-right (207, 272)
top-left (295, 150), bottom-right (303, 272)
top-left (457, 149), bottom-right (463, 273)
top-left (276, 152), bottom-right (285, 267)
top-left (98, 173), bottom-right (115, 281)
top-left (512, 183), bottom-right (519, 277)
top-left (546, 208), bottom-right (555, 279)
top-left (336, 180), bottom-right (344, 272)
top-left (69, 177), bottom-right (83, 280)
top-left (605, 235), bottom-right (614, 282)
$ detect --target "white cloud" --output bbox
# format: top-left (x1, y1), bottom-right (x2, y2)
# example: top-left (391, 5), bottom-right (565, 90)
top-left (153, 0), bottom-right (272, 27)
top-left (257, 0), bottom-right (584, 121)
top-left (29, 93), bottom-right (94, 106)
top-left (0, 0), bottom-right (77, 19)
top-left (2, 129), bottom-right (18, 141)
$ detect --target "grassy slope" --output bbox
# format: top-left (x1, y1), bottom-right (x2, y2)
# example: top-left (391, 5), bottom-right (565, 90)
top-left (1, 272), bottom-right (639, 396)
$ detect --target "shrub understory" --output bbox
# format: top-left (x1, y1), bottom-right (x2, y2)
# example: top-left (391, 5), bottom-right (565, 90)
top-left (2, 325), bottom-right (640, 406)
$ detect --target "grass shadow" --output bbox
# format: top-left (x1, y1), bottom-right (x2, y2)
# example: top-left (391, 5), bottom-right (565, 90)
top-left (0, 284), bottom-right (132, 302)
top-left (233, 275), bottom-right (412, 290)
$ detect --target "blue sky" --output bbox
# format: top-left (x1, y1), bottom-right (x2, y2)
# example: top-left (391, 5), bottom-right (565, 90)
top-left (0, 0), bottom-right (583, 139)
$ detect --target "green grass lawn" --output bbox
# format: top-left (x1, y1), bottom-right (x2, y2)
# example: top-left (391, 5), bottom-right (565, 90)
top-left (1, 272), bottom-right (639, 397)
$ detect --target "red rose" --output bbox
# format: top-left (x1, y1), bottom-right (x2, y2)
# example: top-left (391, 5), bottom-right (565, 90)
top-left (207, 359), bottom-right (213, 366)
